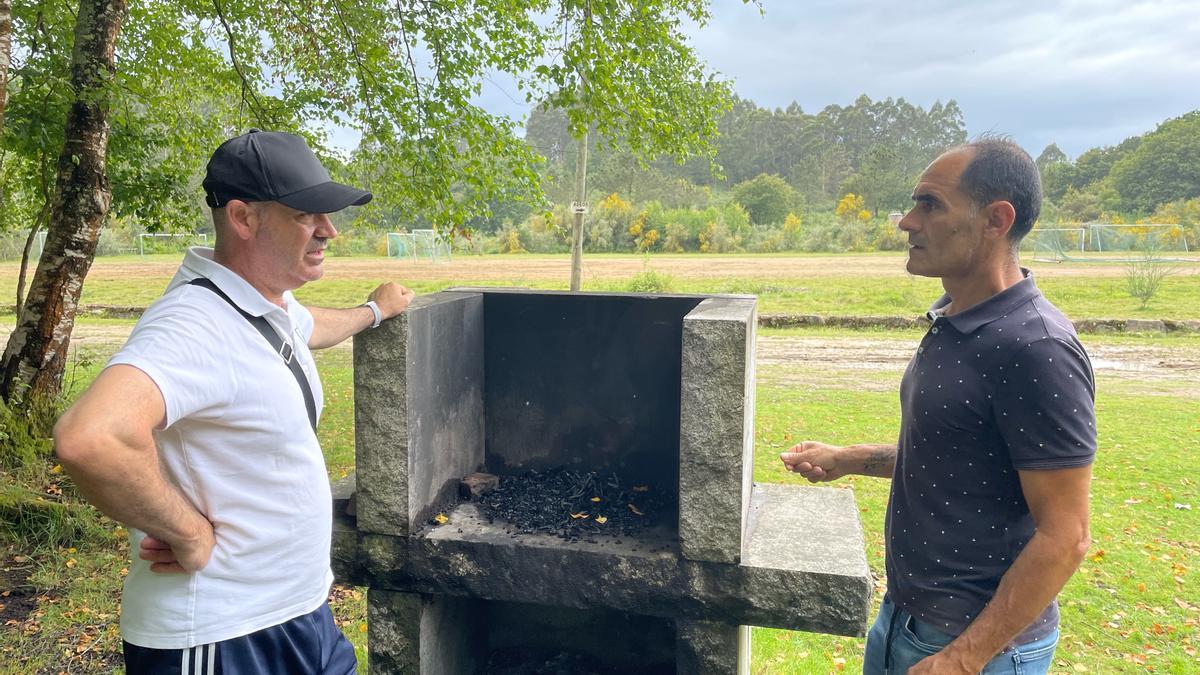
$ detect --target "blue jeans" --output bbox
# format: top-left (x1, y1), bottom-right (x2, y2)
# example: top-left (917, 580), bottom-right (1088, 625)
top-left (863, 597), bottom-right (1058, 674)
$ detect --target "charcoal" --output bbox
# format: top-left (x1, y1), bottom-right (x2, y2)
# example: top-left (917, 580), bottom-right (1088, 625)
top-left (472, 468), bottom-right (672, 541)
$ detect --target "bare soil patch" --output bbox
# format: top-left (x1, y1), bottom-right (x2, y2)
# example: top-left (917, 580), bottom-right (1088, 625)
top-left (6, 253), bottom-right (1194, 286)
top-left (323, 254), bottom-right (1200, 281)
top-left (756, 335), bottom-right (1200, 395)
top-left (0, 553), bottom-right (38, 626)
top-left (19, 324), bottom-right (1195, 391)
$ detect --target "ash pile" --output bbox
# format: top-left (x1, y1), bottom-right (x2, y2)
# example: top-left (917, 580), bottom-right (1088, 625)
top-left (467, 468), bottom-right (673, 542)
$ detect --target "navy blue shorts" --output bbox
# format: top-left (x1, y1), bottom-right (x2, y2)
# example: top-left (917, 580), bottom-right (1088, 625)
top-left (123, 602), bottom-right (356, 675)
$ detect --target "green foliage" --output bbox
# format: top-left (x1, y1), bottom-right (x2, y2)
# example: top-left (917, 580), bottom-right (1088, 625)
top-left (0, 483), bottom-right (109, 551)
top-left (721, 200), bottom-right (752, 236)
top-left (732, 174), bottom-right (797, 225)
top-left (326, 227), bottom-right (385, 257)
top-left (1057, 187), bottom-right (1103, 222)
top-left (1035, 142), bottom-right (1068, 172)
top-left (797, 210), bottom-right (872, 253)
top-left (1150, 198), bottom-right (1200, 249)
top-left (525, 93), bottom-right (966, 221)
top-left (1124, 243), bottom-right (1180, 309)
top-left (872, 220), bottom-right (908, 251)
top-left (624, 261), bottom-right (677, 293)
top-left (537, 2), bottom-right (735, 172)
top-left (586, 194), bottom-right (637, 252)
top-left (0, 394), bottom-right (110, 551)
top-left (1041, 160), bottom-right (1079, 202)
top-left (1110, 111), bottom-right (1200, 214)
top-left (0, 399), bottom-right (55, 476)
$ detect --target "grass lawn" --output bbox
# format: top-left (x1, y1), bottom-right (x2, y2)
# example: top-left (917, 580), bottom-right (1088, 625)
top-left (747, 335), bottom-right (1200, 673)
top-left (2, 252), bottom-right (1198, 672)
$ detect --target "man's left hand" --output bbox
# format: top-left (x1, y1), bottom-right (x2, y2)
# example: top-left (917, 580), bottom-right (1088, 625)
top-left (369, 282), bottom-right (415, 320)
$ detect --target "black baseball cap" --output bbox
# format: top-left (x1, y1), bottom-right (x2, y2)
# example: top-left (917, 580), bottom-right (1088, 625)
top-left (203, 129), bottom-right (372, 213)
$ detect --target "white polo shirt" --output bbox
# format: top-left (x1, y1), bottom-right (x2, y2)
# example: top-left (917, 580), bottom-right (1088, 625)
top-left (109, 248), bottom-right (332, 648)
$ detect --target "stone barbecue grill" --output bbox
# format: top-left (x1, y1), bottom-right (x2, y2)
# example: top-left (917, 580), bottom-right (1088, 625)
top-left (331, 288), bottom-right (872, 674)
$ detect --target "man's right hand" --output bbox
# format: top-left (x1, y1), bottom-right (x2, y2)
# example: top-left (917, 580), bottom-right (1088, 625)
top-left (369, 282), bottom-right (416, 320)
top-left (780, 441), bottom-right (846, 482)
top-left (139, 523), bottom-right (215, 573)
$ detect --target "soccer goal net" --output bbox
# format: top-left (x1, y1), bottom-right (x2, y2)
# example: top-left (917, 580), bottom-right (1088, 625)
top-left (1023, 223), bottom-right (1193, 263)
top-left (387, 229), bottom-right (451, 262)
top-left (0, 230), bottom-right (47, 262)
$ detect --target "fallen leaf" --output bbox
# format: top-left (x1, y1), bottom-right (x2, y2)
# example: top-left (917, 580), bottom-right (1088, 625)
top-left (628, 504), bottom-right (644, 516)
top-left (358, 624), bottom-right (367, 633)
top-left (50, 464), bottom-right (63, 474)
top-left (590, 497), bottom-right (601, 502)
top-left (1073, 664), bottom-right (1088, 673)
top-left (433, 513), bottom-right (448, 525)
top-left (1088, 549), bottom-right (1105, 562)
top-left (632, 485), bottom-right (649, 493)
top-left (570, 512), bottom-right (588, 519)
top-left (1137, 583), bottom-right (1147, 592)
top-left (595, 516), bottom-right (608, 524)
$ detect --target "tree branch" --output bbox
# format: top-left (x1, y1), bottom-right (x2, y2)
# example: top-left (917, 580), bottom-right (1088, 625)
top-left (210, 0), bottom-right (268, 121)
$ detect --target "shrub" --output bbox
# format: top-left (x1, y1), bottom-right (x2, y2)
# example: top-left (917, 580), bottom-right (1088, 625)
top-left (873, 220), bottom-right (908, 251)
top-left (699, 221), bottom-right (739, 253)
top-left (732, 174), bottom-right (798, 226)
top-left (588, 194), bottom-right (636, 252)
top-left (624, 261), bottom-right (677, 293)
top-left (1125, 241), bottom-right (1179, 309)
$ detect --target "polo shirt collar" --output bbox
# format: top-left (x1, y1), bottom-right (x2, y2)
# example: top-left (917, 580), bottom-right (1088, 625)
top-left (176, 247), bottom-right (285, 318)
top-left (928, 268), bottom-right (1040, 335)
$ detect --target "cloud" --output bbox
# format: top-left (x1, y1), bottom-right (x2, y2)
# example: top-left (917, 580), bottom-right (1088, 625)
top-left (691, 0), bottom-right (1200, 157)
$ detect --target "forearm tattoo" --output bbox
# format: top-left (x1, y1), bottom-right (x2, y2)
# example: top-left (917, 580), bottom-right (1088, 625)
top-left (863, 447), bottom-right (896, 475)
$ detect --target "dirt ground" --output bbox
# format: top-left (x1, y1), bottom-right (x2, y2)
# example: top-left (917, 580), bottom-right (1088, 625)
top-left (756, 334), bottom-right (1200, 394)
top-left (10, 253), bottom-right (1197, 285)
top-left (13, 323), bottom-right (1197, 393)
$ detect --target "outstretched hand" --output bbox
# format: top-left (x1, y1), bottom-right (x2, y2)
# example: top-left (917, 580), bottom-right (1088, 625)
top-left (780, 440), bottom-right (846, 483)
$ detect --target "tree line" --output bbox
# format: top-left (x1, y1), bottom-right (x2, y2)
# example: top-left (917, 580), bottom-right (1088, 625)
top-left (1037, 111), bottom-right (1200, 226)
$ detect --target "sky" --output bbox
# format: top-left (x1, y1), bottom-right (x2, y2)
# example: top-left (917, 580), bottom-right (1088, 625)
top-left (460, 0), bottom-right (1200, 161)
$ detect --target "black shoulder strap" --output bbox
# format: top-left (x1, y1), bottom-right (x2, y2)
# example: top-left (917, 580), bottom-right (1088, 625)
top-left (187, 277), bottom-right (318, 432)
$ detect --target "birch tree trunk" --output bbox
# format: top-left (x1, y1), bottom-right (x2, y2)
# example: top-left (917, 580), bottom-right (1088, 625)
top-left (0, 0), bottom-right (128, 403)
top-left (0, 0), bottom-right (11, 131)
top-left (569, 127), bottom-right (589, 292)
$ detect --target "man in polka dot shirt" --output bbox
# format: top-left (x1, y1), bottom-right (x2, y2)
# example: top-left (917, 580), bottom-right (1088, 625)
top-left (782, 136), bottom-right (1096, 674)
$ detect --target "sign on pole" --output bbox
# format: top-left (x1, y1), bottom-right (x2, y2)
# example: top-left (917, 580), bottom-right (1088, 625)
top-left (570, 201), bottom-right (588, 215)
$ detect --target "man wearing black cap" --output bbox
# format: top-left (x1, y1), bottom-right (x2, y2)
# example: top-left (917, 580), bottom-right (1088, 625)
top-left (55, 130), bottom-right (414, 673)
